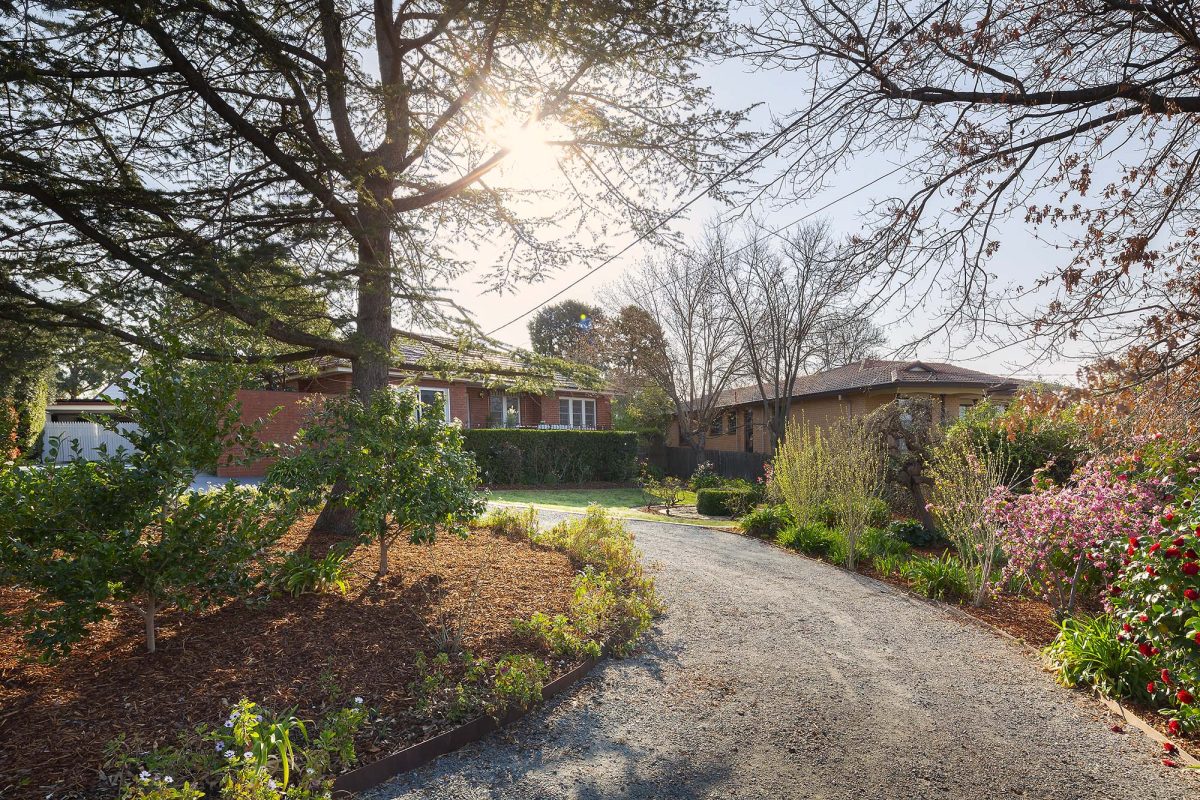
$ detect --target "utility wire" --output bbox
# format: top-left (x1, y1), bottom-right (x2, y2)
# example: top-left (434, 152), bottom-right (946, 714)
top-left (484, 1), bottom-right (950, 337)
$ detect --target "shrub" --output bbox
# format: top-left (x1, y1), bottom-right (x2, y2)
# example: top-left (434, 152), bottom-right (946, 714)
top-left (517, 506), bottom-right (661, 656)
top-left (642, 469), bottom-right (686, 515)
top-left (1044, 615), bottom-right (1158, 703)
top-left (900, 554), bottom-right (971, 601)
top-left (267, 547), bottom-right (351, 598)
top-left (689, 461), bottom-right (721, 490)
top-left (695, 487), bottom-right (750, 516)
top-left (886, 519), bottom-right (944, 548)
top-left (775, 416), bottom-right (887, 570)
top-left (412, 651), bottom-right (549, 723)
top-left (951, 399), bottom-right (1085, 489)
top-left (0, 357), bottom-right (295, 658)
top-left (1107, 451), bottom-right (1200, 731)
top-left (926, 433), bottom-right (1017, 606)
top-left (739, 505), bottom-right (793, 539)
top-left (857, 527), bottom-right (911, 561)
top-left (813, 496), bottom-right (889, 529)
top-left (474, 505), bottom-right (540, 540)
top-left (776, 523), bottom-right (840, 559)
top-left (987, 457), bottom-right (1161, 618)
top-left (463, 429), bottom-right (638, 485)
top-left (268, 389), bottom-right (483, 576)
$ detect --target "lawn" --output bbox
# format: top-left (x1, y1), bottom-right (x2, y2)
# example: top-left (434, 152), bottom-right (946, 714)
top-left (486, 487), bottom-right (734, 528)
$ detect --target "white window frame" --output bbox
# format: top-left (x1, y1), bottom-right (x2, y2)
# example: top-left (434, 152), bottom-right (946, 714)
top-left (416, 386), bottom-right (451, 424)
top-left (559, 397), bottom-right (597, 429)
top-left (489, 392), bottom-right (522, 428)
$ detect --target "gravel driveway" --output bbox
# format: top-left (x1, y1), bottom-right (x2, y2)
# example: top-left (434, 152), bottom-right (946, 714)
top-left (369, 511), bottom-right (1199, 799)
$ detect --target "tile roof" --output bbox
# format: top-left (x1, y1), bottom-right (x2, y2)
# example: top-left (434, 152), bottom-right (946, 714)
top-left (301, 330), bottom-right (596, 391)
top-left (705, 360), bottom-right (1023, 409)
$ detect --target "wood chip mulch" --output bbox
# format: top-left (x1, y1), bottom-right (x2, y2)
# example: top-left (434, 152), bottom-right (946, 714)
top-left (0, 515), bottom-right (577, 800)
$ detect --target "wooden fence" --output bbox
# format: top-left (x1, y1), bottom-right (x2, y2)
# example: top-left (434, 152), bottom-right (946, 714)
top-left (640, 444), bottom-right (768, 482)
top-left (41, 422), bottom-right (139, 462)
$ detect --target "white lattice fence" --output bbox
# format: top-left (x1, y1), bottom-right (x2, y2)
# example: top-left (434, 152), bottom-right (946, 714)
top-left (41, 422), bottom-right (140, 462)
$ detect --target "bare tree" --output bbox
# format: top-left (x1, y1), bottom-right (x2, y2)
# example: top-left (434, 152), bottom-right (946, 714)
top-left (616, 231), bottom-right (744, 453)
top-left (742, 0), bottom-right (1200, 376)
top-left (716, 219), bottom-right (861, 451)
top-left (810, 312), bottom-right (885, 369)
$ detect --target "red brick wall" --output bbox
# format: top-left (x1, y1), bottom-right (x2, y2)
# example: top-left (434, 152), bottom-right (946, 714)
top-left (218, 389), bottom-right (323, 478)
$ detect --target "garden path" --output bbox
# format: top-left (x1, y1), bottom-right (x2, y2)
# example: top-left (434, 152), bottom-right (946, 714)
top-left (370, 510), bottom-right (1198, 799)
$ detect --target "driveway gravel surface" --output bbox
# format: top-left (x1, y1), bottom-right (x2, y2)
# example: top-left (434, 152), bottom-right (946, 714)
top-left (369, 511), bottom-right (1199, 799)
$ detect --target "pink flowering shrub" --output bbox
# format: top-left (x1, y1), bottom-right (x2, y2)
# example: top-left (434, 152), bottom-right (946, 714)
top-left (1108, 444), bottom-right (1200, 731)
top-left (988, 458), bottom-right (1163, 618)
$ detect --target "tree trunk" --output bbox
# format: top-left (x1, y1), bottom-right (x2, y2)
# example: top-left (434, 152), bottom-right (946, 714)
top-left (143, 593), bottom-right (156, 654)
top-left (314, 195), bottom-right (394, 536)
top-left (379, 534), bottom-right (389, 576)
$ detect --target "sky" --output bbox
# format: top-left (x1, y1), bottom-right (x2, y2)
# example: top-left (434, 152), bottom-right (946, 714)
top-left (446, 38), bottom-right (1093, 387)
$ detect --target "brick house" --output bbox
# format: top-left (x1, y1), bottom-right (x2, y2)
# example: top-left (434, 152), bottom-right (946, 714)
top-left (43, 338), bottom-right (613, 478)
top-left (667, 359), bottom-right (1022, 455)
top-left (218, 339), bottom-right (613, 477)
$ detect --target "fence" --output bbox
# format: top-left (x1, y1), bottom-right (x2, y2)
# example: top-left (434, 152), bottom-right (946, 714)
top-left (41, 422), bottom-right (140, 462)
top-left (641, 444), bottom-right (768, 482)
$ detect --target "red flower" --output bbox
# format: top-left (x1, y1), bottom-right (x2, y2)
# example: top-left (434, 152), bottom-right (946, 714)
top-left (1147, 566), bottom-right (1158, 578)
top-left (1183, 561), bottom-right (1200, 576)
top-left (1122, 622), bottom-right (1133, 632)
top-left (1186, 588), bottom-right (1199, 601)
top-left (1130, 535), bottom-right (1141, 547)
top-left (1162, 758), bottom-right (1178, 768)
top-left (1165, 547), bottom-right (1182, 559)
top-left (1162, 669), bottom-right (1174, 685)
top-left (1139, 614), bottom-right (1150, 623)
top-left (1164, 741), bottom-right (1178, 754)
top-left (1165, 512), bottom-right (1176, 523)
top-left (1174, 536), bottom-right (1187, 547)
top-left (1150, 542), bottom-right (1162, 553)
top-left (1195, 631), bottom-right (1200, 644)
top-left (1178, 689), bottom-right (1195, 705)
top-left (1112, 585), bottom-right (1125, 596)
top-left (1126, 545), bottom-right (1136, 556)
top-left (1139, 642), bottom-right (1154, 657)
top-left (1148, 681), bottom-right (1158, 693)
top-left (1188, 548), bottom-right (1199, 559)
top-left (1169, 719), bottom-right (1181, 736)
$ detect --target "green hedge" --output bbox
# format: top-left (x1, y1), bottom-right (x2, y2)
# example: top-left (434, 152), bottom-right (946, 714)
top-left (463, 429), bottom-right (638, 485)
top-left (696, 487), bottom-right (753, 516)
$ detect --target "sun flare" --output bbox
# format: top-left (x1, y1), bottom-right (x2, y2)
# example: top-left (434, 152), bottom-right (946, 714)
top-left (487, 113), bottom-right (565, 180)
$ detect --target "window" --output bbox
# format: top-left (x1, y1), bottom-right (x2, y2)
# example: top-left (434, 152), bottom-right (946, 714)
top-left (416, 387), bottom-right (451, 424)
top-left (727, 411), bottom-right (737, 435)
top-left (958, 400), bottom-right (977, 420)
top-left (709, 415), bottom-right (722, 436)
top-left (559, 397), bottom-right (596, 429)
top-left (489, 393), bottom-right (521, 428)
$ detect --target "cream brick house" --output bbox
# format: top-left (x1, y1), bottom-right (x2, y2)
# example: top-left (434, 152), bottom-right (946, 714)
top-left (667, 360), bottom-right (1023, 455)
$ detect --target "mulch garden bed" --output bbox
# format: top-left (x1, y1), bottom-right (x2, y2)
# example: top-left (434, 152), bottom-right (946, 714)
top-left (0, 515), bottom-right (577, 799)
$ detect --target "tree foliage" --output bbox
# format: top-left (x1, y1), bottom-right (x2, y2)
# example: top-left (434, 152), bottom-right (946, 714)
top-left (527, 300), bottom-right (603, 362)
top-left (1, 0), bottom-right (746, 397)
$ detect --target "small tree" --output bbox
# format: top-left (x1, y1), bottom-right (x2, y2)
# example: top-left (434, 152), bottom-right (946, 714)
top-left (0, 356), bottom-right (290, 657)
top-left (269, 389), bottom-right (483, 576)
top-left (926, 433), bottom-right (1016, 607)
top-left (822, 418), bottom-right (887, 570)
top-left (772, 417), bottom-right (831, 527)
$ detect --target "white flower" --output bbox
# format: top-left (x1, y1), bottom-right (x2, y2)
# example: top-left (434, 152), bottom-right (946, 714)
top-left (224, 750), bottom-right (235, 759)
top-left (306, 768), bottom-right (314, 775)
top-left (244, 752), bottom-right (253, 759)
top-left (163, 777), bottom-right (173, 785)
top-left (224, 720), bottom-right (234, 728)
top-left (216, 742), bottom-right (225, 751)
top-left (139, 770), bottom-right (151, 781)
top-left (354, 696), bottom-right (363, 705)
top-left (254, 715), bottom-right (262, 722)
top-left (267, 780), bottom-right (277, 790)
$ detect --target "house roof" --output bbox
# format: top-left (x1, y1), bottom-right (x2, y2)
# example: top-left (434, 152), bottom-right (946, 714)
top-left (704, 360), bottom-right (1023, 410)
top-left (295, 330), bottom-right (604, 393)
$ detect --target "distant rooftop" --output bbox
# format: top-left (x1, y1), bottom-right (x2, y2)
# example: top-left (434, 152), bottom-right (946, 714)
top-left (705, 360), bottom-right (1023, 409)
